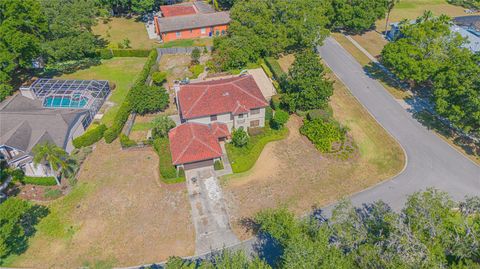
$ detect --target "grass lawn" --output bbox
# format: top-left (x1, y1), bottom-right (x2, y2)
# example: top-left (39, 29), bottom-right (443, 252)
top-left (4, 141), bottom-right (194, 268)
top-left (223, 67), bottom-right (405, 240)
top-left (58, 57), bottom-right (147, 126)
top-left (93, 17), bottom-right (159, 49)
top-left (226, 126), bottom-right (289, 173)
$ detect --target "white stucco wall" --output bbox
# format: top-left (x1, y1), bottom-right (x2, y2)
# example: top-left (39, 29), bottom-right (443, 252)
top-left (184, 108), bottom-right (266, 131)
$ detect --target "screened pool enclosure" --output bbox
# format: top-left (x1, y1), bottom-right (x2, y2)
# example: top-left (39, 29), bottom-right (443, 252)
top-left (24, 79), bottom-right (110, 127)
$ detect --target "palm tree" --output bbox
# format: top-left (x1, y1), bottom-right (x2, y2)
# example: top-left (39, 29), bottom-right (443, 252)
top-left (32, 142), bottom-right (74, 185)
top-left (384, 0), bottom-right (400, 37)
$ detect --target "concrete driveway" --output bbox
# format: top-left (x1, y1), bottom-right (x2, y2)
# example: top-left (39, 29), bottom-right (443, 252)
top-left (318, 37), bottom-right (480, 213)
top-left (185, 166), bottom-right (239, 254)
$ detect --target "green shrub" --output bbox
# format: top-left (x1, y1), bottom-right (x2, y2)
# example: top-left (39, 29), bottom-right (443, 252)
top-left (72, 124), bottom-right (106, 148)
top-left (261, 63), bottom-right (273, 78)
top-left (272, 110), bottom-right (289, 129)
top-left (151, 115), bottom-right (176, 138)
top-left (232, 128), bottom-right (249, 147)
top-left (265, 57), bottom-right (285, 81)
top-left (99, 49), bottom-right (113, 59)
top-left (300, 119), bottom-right (347, 153)
top-left (104, 101), bottom-right (132, 143)
top-left (270, 94), bottom-right (282, 110)
top-left (44, 188), bottom-right (62, 199)
top-left (214, 160), bottom-right (224, 170)
top-left (153, 138), bottom-right (185, 183)
top-left (97, 49), bottom-right (151, 58)
top-left (130, 85), bottom-right (169, 115)
top-left (104, 49), bottom-right (158, 143)
top-left (152, 71), bottom-right (167, 85)
top-left (189, 64), bottom-right (204, 79)
top-left (120, 134), bottom-right (137, 148)
top-left (191, 47), bottom-right (201, 64)
top-left (23, 176), bottom-right (57, 186)
top-left (265, 106), bottom-right (273, 122)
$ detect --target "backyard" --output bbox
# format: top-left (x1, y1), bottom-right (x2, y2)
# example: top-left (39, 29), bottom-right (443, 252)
top-left (4, 141), bottom-right (194, 267)
top-left (222, 67), bottom-right (405, 239)
top-left (93, 17), bottom-right (159, 49)
top-left (59, 57), bottom-right (147, 126)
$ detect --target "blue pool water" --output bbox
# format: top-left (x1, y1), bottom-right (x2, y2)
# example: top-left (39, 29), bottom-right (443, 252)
top-left (43, 96), bottom-right (87, 108)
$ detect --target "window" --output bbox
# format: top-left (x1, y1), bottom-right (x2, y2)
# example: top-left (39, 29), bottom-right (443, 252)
top-left (251, 108), bottom-right (260, 115)
top-left (210, 115), bottom-right (217, 121)
top-left (216, 30), bottom-right (220, 36)
top-left (221, 30), bottom-right (226, 35)
top-left (201, 28), bottom-right (206, 34)
top-left (230, 114), bottom-right (234, 121)
top-left (176, 31), bottom-right (181, 37)
top-left (238, 114), bottom-right (244, 119)
top-left (250, 120), bottom-right (260, 127)
top-left (190, 29), bottom-right (193, 33)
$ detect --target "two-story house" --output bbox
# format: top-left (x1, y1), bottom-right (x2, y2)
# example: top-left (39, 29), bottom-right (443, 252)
top-left (175, 75), bottom-right (269, 131)
top-left (169, 75), bottom-right (269, 170)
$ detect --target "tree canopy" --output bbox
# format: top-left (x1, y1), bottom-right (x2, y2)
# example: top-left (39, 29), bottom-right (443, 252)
top-left (212, 0), bottom-right (331, 71)
top-left (381, 12), bottom-right (480, 135)
top-left (330, 0), bottom-right (389, 34)
top-left (129, 85), bottom-right (169, 115)
top-left (281, 50), bottom-right (334, 112)
top-left (255, 189), bottom-right (480, 268)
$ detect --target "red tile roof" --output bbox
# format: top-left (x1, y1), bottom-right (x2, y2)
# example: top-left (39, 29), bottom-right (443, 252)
top-left (160, 5), bottom-right (197, 17)
top-left (169, 122), bottom-right (228, 165)
top-left (178, 75), bottom-right (268, 120)
top-left (210, 122), bottom-right (230, 139)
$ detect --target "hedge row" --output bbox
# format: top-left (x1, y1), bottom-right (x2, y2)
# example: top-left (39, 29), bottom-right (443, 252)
top-left (23, 176), bottom-right (57, 186)
top-left (153, 137), bottom-right (185, 183)
top-left (98, 49), bottom-right (152, 59)
top-left (104, 49), bottom-right (158, 143)
top-left (265, 57), bottom-right (285, 81)
top-left (73, 124), bottom-right (107, 148)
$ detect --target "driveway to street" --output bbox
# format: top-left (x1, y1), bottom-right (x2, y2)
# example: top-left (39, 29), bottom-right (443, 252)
top-left (185, 166), bottom-right (239, 254)
top-left (318, 37), bottom-right (480, 212)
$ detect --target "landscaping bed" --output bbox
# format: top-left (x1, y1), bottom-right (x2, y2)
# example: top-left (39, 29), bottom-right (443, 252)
top-left (226, 126), bottom-right (288, 173)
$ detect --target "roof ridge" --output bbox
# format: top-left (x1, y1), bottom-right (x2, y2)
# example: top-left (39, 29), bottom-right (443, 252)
top-left (184, 86), bottom-right (210, 117)
top-left (194, 135), bottom-right (222, 156)
top-left (173, 134), bottom-right (195, 165)
top-left (231, 79), bottom-right (268, 106)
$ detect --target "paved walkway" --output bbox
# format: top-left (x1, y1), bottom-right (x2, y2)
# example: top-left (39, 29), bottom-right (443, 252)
top-left (185, 167), bottom-right (239, 254)
top-left (215, 142), bottom-right (233, 177)
top-left (318, 37), bottom-right (480, 214)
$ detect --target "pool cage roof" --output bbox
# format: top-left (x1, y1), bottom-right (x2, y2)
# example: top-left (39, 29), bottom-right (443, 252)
top-left (28, 79), bottom-right (110, 104)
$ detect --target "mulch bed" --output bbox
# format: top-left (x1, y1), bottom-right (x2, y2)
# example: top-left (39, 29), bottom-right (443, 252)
top-left (7, 183), bottom-right (66, 202)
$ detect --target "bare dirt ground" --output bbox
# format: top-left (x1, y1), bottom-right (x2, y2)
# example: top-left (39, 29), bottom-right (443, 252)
top-left (9, 141), bottom-right (194, 268)
top-left (223, 77), bottom-right (405, 239)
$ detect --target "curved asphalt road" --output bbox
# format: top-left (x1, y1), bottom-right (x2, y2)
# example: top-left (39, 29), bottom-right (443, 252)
top-left (318, 37), bottom-right (479, 213)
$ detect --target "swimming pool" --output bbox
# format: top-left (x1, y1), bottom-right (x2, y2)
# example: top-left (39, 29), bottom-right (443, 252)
top-left (43, 96), bottom-right (87, 108)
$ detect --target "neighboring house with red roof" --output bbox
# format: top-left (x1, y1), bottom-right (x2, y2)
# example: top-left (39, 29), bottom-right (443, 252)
top-left (154, 1), bottom-right (230, 42)
top-left (168, 74), bottom-right (269, 168)
top-left (175, 75), bottom-right (269, 132)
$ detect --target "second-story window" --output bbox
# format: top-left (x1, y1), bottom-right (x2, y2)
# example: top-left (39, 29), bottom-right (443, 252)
top-left (210, 115), bottom-right (217, 121)
top-left (251, 108), bottom-right (260, 115)
top-left (238, 114), bottom-right (244, 119)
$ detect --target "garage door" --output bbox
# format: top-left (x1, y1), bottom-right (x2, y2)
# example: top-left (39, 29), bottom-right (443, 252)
top-left (184, 159), bottom-right (214, 170)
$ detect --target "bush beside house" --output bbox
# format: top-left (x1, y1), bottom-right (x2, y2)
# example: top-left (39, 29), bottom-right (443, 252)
top-left (153, 138), bottom-right (185, 183)
top-left (23, 176), bottom-right (57, 186)
top-left (72, 124), bottom-right (107, 148)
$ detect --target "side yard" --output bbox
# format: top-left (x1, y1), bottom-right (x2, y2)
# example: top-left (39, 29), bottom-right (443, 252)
top-left (222, 65), bottom-right (405, 240)
top-left (58, 57), bottom-right (147, 126)
top-left (4, 141), bottom-right (194, 267)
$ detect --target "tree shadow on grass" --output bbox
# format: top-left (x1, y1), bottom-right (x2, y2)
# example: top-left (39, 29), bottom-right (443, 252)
top-left (1, 204), bottom-right (49, 262)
